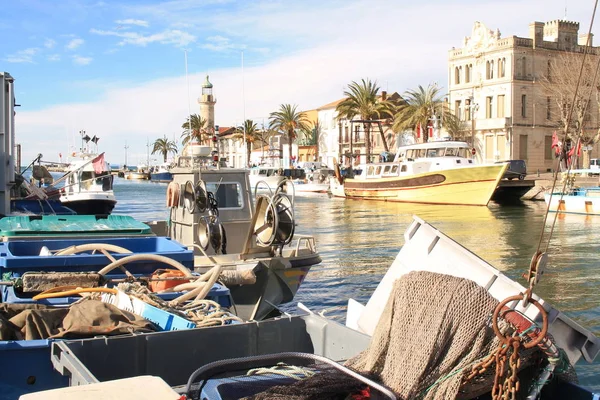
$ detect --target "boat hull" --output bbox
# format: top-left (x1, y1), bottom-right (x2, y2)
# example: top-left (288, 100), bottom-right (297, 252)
top-left (60, 199), bottom-right (116, 215)
top-left (342, 164), bottom-right (507, 206)
top-left (544, 189), bottom-right (600, 215)
top-left (150, 172), bottom-right (173, 183)
top-left (126, 172), bottom-right (150, 180)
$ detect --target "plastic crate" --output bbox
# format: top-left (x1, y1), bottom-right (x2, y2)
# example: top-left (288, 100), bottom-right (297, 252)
top-left (101, 290), bottom-right (196, 331)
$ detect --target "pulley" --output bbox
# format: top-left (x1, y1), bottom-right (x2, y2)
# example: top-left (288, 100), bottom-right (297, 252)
top-left (198, 215), bottom-right (227, 254)
top-left (195, 180), bottom-right (208, 213)
top-left (182, 180), bottom-right (196, 213)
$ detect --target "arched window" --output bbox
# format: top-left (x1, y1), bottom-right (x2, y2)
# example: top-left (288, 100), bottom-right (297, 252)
top-left (455, 66), bottom-right (461, 84)
top-left (498, 58), bottom-right (506, 78)
top-left (486, 61), bottom-right (490, 79)
top-left (490, 60), bottom-right (494, 79)
top-left (465, 64), bottom-right (472, 83)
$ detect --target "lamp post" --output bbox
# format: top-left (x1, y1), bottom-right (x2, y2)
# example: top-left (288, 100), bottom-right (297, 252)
top-left (124, 142), bottom-right (129, 168)
top-left (468, 96), bottom-right (479, 150)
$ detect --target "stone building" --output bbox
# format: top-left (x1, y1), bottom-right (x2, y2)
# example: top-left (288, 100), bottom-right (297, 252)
top-left (448, 20), bottom-right (600, 172)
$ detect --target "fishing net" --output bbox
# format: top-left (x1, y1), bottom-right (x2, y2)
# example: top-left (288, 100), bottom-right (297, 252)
top-left (243, 271), bottom-right (576, 400)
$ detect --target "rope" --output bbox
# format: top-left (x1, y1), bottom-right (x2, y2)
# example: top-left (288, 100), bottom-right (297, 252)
top-left (246, 363), bottom-right (316, 380)
top-left (32, 287), bottom-right (118, 300)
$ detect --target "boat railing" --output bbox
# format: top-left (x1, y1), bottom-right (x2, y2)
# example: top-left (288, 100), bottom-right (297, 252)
top-left (291, 235), bottom-right (317, 256)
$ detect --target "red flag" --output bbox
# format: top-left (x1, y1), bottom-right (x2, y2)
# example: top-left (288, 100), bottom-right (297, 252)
top-left (92, 153), bottom-right (105, 174)
top-left (428, 123), bottom-right (434, 138)
top-left (568, 141), bottom-right (582, 158)
top-left (415, 123), bottom-right (421, 138)
top-left (551, 131), bottom-right (560, 156)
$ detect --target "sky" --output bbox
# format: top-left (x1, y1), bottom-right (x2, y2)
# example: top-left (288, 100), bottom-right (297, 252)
top-left (2, 0), bottom-right (598, 166)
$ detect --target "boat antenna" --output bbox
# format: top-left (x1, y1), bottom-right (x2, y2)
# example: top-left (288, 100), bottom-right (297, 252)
top-left (185, 49), bottom-right (193, 152)
top-left (242, 50), bottom-right (247, 168)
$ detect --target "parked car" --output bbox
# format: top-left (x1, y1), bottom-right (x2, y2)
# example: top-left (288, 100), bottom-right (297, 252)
top-left (496, 160), bottom-right (526, 180)
top-left (590, 158), bottom-right (600, 176)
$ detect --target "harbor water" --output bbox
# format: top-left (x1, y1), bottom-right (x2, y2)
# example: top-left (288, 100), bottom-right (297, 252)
top-left (112, 177), bottom-right (600, 390)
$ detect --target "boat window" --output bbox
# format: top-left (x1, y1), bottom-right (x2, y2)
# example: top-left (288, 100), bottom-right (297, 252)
top-left (383, 166), bottom-right (391, 174)
top-left (426, 148), bottom-right (444, 157)
top-left (367, 166), bottom-right (374, 176)
top-left (417, 149), bottom-right (427, 158)
top-left (206, 182), bottom-right (243, 209)
top-left (445, 148), bottom-right (457, 156)
top-left (258, 169), bottom-right (266, 175)
top-left (406, 150), bottom-right (415, 159)
top-left (391, 165), bottom-right (399, 174)
top-left (266, 170), bottom-right (273, 177)
top-left (401, 165), bottom-right (407, 172)
top-left (459, 148), bottom-right (470, 158)
top-left (81, 171), bottom-right (94, 189)
top-left (375, 166), bottom-right (382, 175)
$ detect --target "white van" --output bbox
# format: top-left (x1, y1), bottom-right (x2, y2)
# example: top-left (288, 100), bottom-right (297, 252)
top-left (590, 158), bottom-right (599, 175)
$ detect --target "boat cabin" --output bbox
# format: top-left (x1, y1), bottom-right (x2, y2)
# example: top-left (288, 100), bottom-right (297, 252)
top-left (353, 141), bottom-right (476, 180)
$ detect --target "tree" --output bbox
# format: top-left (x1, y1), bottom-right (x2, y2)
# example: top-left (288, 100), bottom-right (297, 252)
top-left (181, 114), bottom-right (208, 146)
top-left (268, 104), bottom-right (309, 167)
top-left (299, 119), bottom-right (323, 162)
top-left (442, 109), bottom-right (469, 140)
top-left (151, 136), bottom-right (178, 162)
top-left (336, 79), bottom-right (393, 162)
top-left (539, 53), bottom-right (600, 169)
top-left (232, 119), bottom-right (262, 167)
top-left (392, 84), bottom-right (444, 143)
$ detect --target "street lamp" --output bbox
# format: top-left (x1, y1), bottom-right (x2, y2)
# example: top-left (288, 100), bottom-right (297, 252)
top-left (124, 142), bottom-right (129, 168)
top-left (468, 97), bottom-right (479, 149)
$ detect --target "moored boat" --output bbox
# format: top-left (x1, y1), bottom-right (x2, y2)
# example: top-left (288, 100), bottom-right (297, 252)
top-left (149, 163), bottom-right (173, 183)
top-left (332, 141), bottom-right (508, 206)
top-left (58, 152), bottom-right (117, 215)
top-left (544, 186), bottom-right (600, 215)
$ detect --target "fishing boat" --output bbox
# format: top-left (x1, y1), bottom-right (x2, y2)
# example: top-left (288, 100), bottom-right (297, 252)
top-left (125, 166), bottom-right (150, 180)
top-left (24, 216), bottom-right (599, 399)
top-left (149, 162), bottom-right (173, 183)
top-left (544, 186), bottom-right (600, 215)
top-left (330, 141), bottom-right (508, 206)
top-left (58, 152), bottom-right (117, 215)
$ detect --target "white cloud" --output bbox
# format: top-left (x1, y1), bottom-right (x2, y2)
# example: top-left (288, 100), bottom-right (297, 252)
top-left (200, 35), bottom-right (245, 52)
top-left (44, 38), bottom-right (56, 49)
top-left (115, 18), bottom-right (149, 27)
top-left (91, 28), bottom-right (195, 47)
top-left (47, 54), bottom-right (61, 62)
top-left (72, 55), bottom-right (92, 65)
top-left (4, 48), bottom-right (40, 63)
top-left (66, 38), bottom-right (84, 50)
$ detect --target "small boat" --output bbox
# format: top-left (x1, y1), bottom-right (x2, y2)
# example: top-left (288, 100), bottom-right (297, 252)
top-left (331, 141), bottom-right (508, 206)
top-left (149, 163), bottom-right (173, 183)
top-left (58, 152), bottom-right (117, 215)
top-left (545, 186), bottom-right (600, 215)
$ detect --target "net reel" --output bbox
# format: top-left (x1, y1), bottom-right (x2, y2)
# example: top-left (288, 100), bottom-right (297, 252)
top-left (197, 191), bottom-right (227, 254)
top-left (253, 190), bottom-right (295, 248)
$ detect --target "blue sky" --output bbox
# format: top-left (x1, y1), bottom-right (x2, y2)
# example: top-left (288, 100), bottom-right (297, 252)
top-left (3, 0), bottom-right (597, 165)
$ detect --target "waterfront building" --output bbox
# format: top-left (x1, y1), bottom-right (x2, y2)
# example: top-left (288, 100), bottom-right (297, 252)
top-left (448, 20), bottom-right (600, 172)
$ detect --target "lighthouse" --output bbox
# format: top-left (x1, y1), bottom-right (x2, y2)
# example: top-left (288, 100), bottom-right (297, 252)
top-left (198, 75), bottom-right (216, 140)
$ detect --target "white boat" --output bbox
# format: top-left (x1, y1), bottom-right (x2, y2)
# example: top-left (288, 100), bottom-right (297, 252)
top-left (248, 166), bottom-right (305, 192)
top-left (544, 186), bottom-right (600, 215)
top-left (331, 141), bottom-right (508, 206)
top-left (59, 152), bottom-right (117, 215)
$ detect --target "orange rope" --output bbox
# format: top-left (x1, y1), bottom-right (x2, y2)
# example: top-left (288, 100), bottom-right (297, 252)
top-left (32, 287), bottom-right (118, 300)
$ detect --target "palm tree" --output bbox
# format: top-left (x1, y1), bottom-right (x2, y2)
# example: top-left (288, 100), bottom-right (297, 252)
top-left (336, 79), bottom-right (393, 162)
top-left (151, 136), bottom-right (178, 162)
top-left (232, 119), bottom-right (261, 167)
top-left (392, 84), bottom-right (444, 143)
top-left (268, 104), bottom-right (309, 167)
top-left (299, 119), bottom-right (323, 162)
top-left (441, 109), bottom-right (469, 140)
top-left (181, 114), bottom-right (207, 146)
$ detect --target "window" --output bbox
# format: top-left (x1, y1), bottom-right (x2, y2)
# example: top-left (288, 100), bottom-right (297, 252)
top-left (519, 135), bottom-right (528, 160)
top-left (546, 97), bottom-right (551, 120)
top-left (497, 95), bottom-right (505, 118)
top-left (391, 165), bottom-right (399, 174)
top-left (499, 58), bottom-right (506, 78)
top-left (206, 182), bottom-right (243, 208)
top-left (344, 126), bottom-right (349, 143)
top-left (455, 67), bottom-right (461, 84)
top-left (455, 100), bottom-right (461, 117)
top-left (367, 166), bottom-right (374, 176)
top-left (465, 64), bottom-right (472, 83)
top-left (544, 136), bottom-right (553, 160)
top-left (486, 96), bottom-right (493, 118)
top-left (547, 59), bottom-right (552, 80)
top-left (375, 166), bottom-right (382, 175)
top-left (445, 147), bottom-right (457, 156)
top-left (521, 95), bottom-right (527, 117)
top-left (486, 61), bottom-right (491, 79)
top-left (383, 166), bottom-right (391, 174)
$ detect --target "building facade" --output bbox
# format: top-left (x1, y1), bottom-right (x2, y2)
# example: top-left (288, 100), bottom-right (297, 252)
top-left (448, 20), bottom-right (600, 172)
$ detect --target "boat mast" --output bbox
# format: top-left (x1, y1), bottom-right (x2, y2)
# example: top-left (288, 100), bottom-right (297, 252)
top-left (184, 49), bottom-right (193, 154)
top-left (242, 51), bottom-right (246, 168)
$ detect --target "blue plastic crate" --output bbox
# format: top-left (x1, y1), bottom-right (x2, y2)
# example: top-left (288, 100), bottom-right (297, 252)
top-left (200, 373), bottom-right (296, 400)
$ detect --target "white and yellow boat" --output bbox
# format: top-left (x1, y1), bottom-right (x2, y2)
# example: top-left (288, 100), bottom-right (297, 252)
top-left (331, 141), bottom-right (508, 206)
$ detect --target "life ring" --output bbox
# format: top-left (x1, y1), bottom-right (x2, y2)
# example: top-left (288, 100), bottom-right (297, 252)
top-left (166, 181), bottom-right (180, 208)
top-left (334, 162), bottom-right (343, 185)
